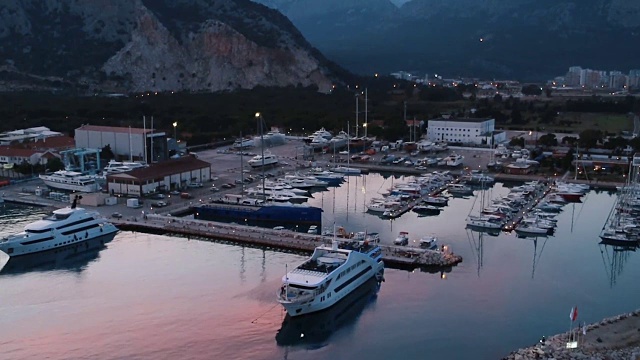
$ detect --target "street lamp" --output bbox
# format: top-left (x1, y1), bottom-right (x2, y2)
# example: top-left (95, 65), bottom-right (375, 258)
top-left (173, 122), bottom-right (178, 139)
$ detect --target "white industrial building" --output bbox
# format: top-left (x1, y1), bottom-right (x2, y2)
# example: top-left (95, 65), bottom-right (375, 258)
top-left (75, 125), bottom-right (168, 163)
top-left (106, 156), bottom-right (211, 196)
top-left (426, 117), bottom-right (496, 145)
top-left (0, 126), bottom-right (63, 145)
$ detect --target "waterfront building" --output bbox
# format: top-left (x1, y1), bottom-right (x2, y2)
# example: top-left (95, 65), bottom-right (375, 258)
top-left (0, 147), bottom-right (60, 167)
top-left (426, 116), bottom-right (495, 145)
top-left (106, 156), bottom-right (210, 196)
top-left (75, 125), bottom-right (168, 163)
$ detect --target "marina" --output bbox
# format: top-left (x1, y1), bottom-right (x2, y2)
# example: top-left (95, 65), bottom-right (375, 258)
top-left (1, 137), bottom-right (639, 359)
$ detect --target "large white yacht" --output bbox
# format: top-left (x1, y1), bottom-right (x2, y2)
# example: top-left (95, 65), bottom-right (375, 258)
top-left (305, 128), bottom-right (333, 142)
top-left (103, 160), bottom-right (148, 174)
top-left (0, 197), bottom-right (118, 257)
top-left (248, 151), bottom-right (278, 167)
top-left (39, 170), bottom-right (100, 192)
top-left (277, 239), bottom-right (384, 317)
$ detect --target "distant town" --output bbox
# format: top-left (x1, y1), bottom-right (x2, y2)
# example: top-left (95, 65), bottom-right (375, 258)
top-left (389, 66), bottom-right (640, 98)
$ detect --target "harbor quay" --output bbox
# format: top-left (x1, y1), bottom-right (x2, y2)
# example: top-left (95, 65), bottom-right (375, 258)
top-left (114, 215), bottom-right (463, 270)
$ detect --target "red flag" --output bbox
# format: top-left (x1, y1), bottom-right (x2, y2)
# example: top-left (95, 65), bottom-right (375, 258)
top-left (570, 306), bottom-right (578, 322)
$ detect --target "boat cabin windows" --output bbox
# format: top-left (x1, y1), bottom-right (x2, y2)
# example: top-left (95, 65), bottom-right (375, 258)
top-left (43, 212), bottom-right (72, 221)
top-left (287, 284), bottom-right (317, 291)
top-left (25, 228), bottom-right (51, 234)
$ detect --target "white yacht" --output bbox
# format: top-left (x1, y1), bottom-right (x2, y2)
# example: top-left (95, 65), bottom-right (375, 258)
top-left (366, 198), bottom-right (401, 214)
top-left (305, 128), bottom-right (333, 142)
top-left (332, 166), bottom-right (361, 175)
top-left (104, 160), bottom-right (148, 174)
top-left (0, 197), bottom-right (118, 257)
top-left (40, 170), bottom-right (100, 193)
top-left (277, 239), bottom-right (384, 317)
top-left (466, 215), bottom-right (503, 230)
top-left (248, 151), bottom-right (278, 167)
top-left (446, 154), bottom-right (464, 167)
top-left (309, 136), bottom-right (330, 150)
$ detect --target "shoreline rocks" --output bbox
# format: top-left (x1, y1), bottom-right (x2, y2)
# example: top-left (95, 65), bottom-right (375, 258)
top-left (502, 309), bottom-right (640, 360)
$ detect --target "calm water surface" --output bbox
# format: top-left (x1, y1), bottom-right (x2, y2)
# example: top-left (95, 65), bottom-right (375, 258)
top-left (1, 175), bottom-right (639, 360)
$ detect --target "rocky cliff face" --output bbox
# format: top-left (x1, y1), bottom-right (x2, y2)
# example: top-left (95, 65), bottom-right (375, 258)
top-left (0, 0), bottom-right (341, 93)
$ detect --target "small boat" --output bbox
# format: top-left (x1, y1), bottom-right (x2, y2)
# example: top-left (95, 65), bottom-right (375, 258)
top-left (412, 205), bottom-right (441, 215)
top-left (515, 224), bottom-right (549, 236)
top-left (424, 196), bottom-right (448, 207)
top-left (419, 235), bottom-right (438, 250)
top-left (332, 166), bottom-right (361, 175)
top-left (393, 231), bottom-right (409, 245)
top-left (448, 183), bottom-right (474, 196)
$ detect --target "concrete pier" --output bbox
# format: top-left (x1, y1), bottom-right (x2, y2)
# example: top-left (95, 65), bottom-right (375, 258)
top-left (114, 215), bottom-right (462, 270)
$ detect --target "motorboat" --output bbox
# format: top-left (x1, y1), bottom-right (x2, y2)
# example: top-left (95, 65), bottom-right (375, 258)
top-left (0, 197), bottom-right (118, 257)
top-left (308, 168), bottom-right (344, 185)
top-left (515, 224), bottom-right (549, 236)
top-left (248, 151), bottom-right (278, 167)
top-left (424, 196), bottom-right (448, 207)
top-left (466, 215), bottom-right (503, 230)
top-left (366, 198), bottom-right (401, 214)
top-left (447, 183), bottom-right (474, 196)
top-left (332, 166), bottom-right (361, 175)
top-left (305, 128), bottom-right (333, 143)
top-left (393, 231), bottom-right (409, 245)
top-left (412, 205), bottom-right (442, 215)
top-left (419, 235), bottom-right (438, 250)
top-left (309, 136), bottom-right (330, 150)
top-left (39, 170), bottom-right (101, 193)
top-left (276, 239), bottom-right (384, 317)
top-left (446, 154), bottom-right (464, 167)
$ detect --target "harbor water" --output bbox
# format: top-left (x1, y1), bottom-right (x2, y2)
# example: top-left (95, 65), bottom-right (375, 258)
top-left (1, 174), bottom-right (640, 360)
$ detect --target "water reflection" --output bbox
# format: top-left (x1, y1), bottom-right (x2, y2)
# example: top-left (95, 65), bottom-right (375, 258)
top-left (516, 235), bottom-right (549, 279)
top-left (599, 240), bottom-right (639, 287)
top-left (465, 227), bottom-right (500, 277)
top-left (0, 236), bottom-right (113, 275)
top-left (275, 278), bottom-right (380, 347)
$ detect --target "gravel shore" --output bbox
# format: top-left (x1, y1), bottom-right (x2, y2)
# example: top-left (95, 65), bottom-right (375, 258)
top-left (502, 309), bottom-right (640, 360)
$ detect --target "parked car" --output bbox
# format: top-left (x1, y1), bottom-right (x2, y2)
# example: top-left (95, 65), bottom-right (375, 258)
top-left (111, 212), bottom-right (123, 219)
top-left (169, 190), bottom-right (180, 195)
top-left (150, 193), bottom-right (166, 200)
top-left (180, 192), bottom-right (193, 199)
top-left (188, 182), bottom-right (203, 188)
top-left (221, 183), bottom-right (232, 189)
top-left (152, 201), bottom-right (168, 207)
top-left (226, 182), bottom-right (237, 188)
top-left (210, 186), bottom-right (219, 192)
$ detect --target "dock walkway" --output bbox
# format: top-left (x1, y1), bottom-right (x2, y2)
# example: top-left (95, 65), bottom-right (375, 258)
top-left (115, 215), bottom-right (462, 270)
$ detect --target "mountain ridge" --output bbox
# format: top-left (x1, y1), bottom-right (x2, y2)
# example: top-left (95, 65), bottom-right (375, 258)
top-left (0, 0), bottom-right (345, 93)
top-left (252, 0), bottom-right (640, 80)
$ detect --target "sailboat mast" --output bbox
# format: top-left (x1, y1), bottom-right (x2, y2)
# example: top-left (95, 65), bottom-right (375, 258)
top-left (355, 93), bottom-right (359, 139)
top-left (143, 116), bottom-right (147, 163)
top-left (364, 88), bottom-right (368, 139)
top-left (150, 116), bottom-right (154, 163)
top-left (128, 125), bottom-right (133, 162)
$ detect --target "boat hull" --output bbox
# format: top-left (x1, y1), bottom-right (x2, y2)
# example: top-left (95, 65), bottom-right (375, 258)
top-left (0, 229), bottom-right (118, 257)
top-left (40, 178), bottom-right (99, 193)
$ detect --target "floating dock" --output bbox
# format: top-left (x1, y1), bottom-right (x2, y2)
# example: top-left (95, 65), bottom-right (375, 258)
top-left (115, 215), bottom-right (462, 270)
